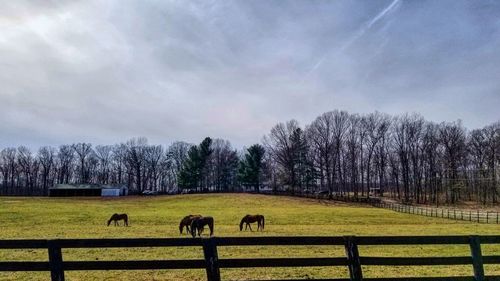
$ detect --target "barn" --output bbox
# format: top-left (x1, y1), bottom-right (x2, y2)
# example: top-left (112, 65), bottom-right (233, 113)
top-left (49, 184), bottom-right (128, 197)
top-left (101, 185), bottom-right (128, 197)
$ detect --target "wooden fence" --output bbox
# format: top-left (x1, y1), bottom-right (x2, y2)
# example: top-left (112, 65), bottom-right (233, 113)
top-left (374, 202), bottom-right (500, 224)
top-left (0, 236), bottom-right (499, 281)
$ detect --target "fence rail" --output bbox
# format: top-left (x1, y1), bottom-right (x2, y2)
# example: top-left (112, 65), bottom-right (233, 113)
top-left (0, 236), bottom-right (499, 281)
top-left (374, 202), bottom-right (500, 224)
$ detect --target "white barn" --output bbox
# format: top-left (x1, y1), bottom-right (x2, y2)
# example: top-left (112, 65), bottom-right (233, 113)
top-left (101, 185), bottom-right (128, 197)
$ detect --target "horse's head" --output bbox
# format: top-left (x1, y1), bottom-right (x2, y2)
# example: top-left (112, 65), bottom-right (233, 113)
top-left (239, 217), bottom-right (245, 231)
top-left (190, 219), bottom-right (198, 238)
top-left (179, 223), bottom-right (184, 234)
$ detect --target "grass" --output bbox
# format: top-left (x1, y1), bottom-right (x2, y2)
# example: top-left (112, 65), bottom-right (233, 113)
top-left (0, 194), bottom-right (498, 280)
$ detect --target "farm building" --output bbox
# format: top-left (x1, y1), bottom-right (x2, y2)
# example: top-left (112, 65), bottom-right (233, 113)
top-left (49, 184), bottom-right (128, 197)
top-left (101, 185), bottom-right (128, 197)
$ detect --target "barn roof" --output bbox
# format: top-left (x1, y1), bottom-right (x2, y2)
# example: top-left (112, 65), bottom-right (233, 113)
top-left (49, 184), bottom-right (127, 190)
top-left (49, 184), bottom-right (101, 190)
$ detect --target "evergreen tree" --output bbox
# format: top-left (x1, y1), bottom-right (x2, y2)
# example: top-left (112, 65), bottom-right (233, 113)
top-left (177, 146), bottom-right (200, 190)
top-left (178, 137), bottom-right (213, 191)
top-left (238, 144), bottom-right (265, 192)
top-left (198, 137), bottom-right (213, 190)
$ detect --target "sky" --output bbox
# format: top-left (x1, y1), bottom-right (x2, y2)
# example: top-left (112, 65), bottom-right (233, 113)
top-left (0, 0), bottom-right (499, 148)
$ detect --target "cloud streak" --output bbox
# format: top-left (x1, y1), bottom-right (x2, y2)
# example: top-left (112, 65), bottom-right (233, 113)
top-left (304, 0), bottom-right (401, 78)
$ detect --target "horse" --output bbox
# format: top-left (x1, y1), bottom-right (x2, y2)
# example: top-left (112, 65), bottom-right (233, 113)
top-left (107, 213), bottom-right (129, 226)
top-left (179, 214), bottom-right (202, 234)
top-left (239, 214), bottom-right (265, 231)
top-left (190, 216), bottom-right (214, 238)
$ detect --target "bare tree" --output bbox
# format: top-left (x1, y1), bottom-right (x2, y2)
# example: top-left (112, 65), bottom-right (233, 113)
top-left (38, 146), bottom-right (55, 195)
top-left (95, 145), bottom-right (113, 185)
top-left (72, 143), bottom-right (93, 183)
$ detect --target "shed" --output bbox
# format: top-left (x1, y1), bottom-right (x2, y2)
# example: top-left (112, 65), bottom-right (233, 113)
top-left (101, 189), bottom-right (120, 197)
top-left (101, 185), bottom-right (128, 196)
top-left (49, 184), bottom-right (101, 197)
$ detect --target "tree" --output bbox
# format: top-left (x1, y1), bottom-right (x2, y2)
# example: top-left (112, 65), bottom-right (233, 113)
top-left (178, 146), bottom-right (201, 190)
top-left (238, 144), bottom-right (265, 192)
top-left (212, 139), bottom-right (238, 192)
top-left (198, 137), bottom-right (213, 190)
top-left (38, 146), bottom-right (55, 195)
top-left (57, 145), bottom-right (74, 184)
top-left (72, 143), bottom-right (93, 184)
top-left (95, 145), bottom-right (112, 185)
top-left (264, 120), bottom-right (306, 191)
top-left (124, 138), bottom-right (148, 192)
top-left (166, 141), bottom-right (192, 190)
top-left (439, 121), bottom-right (466, 204)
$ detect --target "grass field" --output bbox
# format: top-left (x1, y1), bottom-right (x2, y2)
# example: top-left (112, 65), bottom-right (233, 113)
top-left (0, 194), bottom-right (498, 280)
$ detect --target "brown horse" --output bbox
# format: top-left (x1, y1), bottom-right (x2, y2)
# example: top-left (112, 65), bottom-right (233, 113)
top-left (107, 213), bottom-right (129, 226)
top-left (179, 214), bottom-right (202, 234)
top-left (190, 216), bottom-right (214, 238)
top-left (239, 214), bottom-right (265, 231)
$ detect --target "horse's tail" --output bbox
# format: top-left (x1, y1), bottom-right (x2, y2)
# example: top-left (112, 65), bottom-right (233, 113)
top-left (262, 216), bottom-right (265, 230)
top-left (179, 223), bottom-right (184, 234)
top-left (209, 218), bottom-right (214, 236)
top-left (239, 217), bottom-right (245, 231)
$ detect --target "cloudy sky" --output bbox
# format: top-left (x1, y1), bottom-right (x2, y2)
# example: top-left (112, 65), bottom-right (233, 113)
top-left (1, 0), bottom-right (499, 148)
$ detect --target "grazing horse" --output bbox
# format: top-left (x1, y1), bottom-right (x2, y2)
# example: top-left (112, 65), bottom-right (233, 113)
top-left (190, 216), bottom-right (214, 238)
top-left (179, 214), bottom-right (202, 234)
top-left (107, 213), bottom-right (129, 226)
top-left (239, 214), bottom-right (265, 231)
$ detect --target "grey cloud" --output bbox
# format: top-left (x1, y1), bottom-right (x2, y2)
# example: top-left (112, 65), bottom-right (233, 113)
top-left (0, 0), bottom-right (499, 148)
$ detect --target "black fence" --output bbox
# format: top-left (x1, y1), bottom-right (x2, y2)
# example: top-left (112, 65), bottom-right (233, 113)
top-left (374, 202), bottom-right (500, 224)
top-left (0, 236), bottom-right (499, 281)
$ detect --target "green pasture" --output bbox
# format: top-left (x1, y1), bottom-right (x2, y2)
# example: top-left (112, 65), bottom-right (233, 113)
top-left (0, 194), bottom-right (498, 280)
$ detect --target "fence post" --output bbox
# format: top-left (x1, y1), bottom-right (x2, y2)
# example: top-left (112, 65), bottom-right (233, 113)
top-left (344, 236), bottom-right (363, 281)
top-left (469, 236), bottom-right (484, 281)
top-left (202, 237), bottom-right (221, 281)
top-left (48, 240), bottom-right (64, 281)
top-left (477, 210), bottom-right (480, 223)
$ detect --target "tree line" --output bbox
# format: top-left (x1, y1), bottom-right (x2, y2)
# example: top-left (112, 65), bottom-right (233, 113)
top-left (0, 136), bottom-right (265, 196)
top-left (0, 110), bottom-right (498, 205)
top-left (264, 111), bottom-right (499, 205)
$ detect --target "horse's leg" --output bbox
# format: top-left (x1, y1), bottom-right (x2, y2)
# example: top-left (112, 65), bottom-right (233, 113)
top-left (248, 223), bottom-right (253, 232)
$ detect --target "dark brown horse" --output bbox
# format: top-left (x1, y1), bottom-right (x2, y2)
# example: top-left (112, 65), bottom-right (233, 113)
top-left (107, 213), bottom-right (129, 226)
top-left (179, 214), bottom-right (202, 234)
top-left (239, 214), bottom-right (265, 231)
top-left (190, 216), bottom-right (214, 237)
